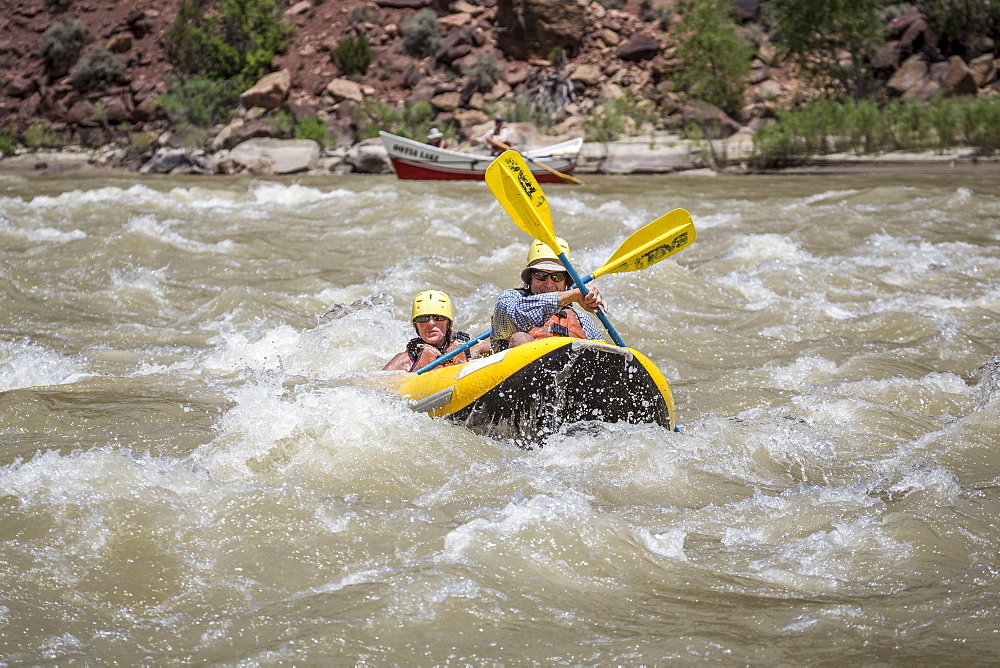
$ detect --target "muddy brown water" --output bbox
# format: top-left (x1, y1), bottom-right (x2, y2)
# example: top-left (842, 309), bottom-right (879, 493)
top-left (1, 171), bottom-right (998, 662)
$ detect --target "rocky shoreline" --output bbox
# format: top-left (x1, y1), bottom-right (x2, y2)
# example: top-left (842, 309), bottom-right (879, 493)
top-left (3, 135), bottom-right (999, 179)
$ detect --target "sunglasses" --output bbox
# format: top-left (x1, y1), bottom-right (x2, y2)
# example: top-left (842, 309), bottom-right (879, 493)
top-left (531, 271), bottom-right (568, 282)
top-left (414, 314), bottom-right (449, 323)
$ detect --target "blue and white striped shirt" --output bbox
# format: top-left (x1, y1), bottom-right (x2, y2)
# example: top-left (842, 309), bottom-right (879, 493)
top-left (491, 288), bottom-right (603, 348)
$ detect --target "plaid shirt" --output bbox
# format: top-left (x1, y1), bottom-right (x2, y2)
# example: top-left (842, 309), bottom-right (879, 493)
top-left (491, 288), bottom-right (603, 349)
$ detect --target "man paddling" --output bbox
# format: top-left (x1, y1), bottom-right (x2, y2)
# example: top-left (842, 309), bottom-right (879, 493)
top-left (384, 290), bottom-right (490, 371)
top-left (474, 114), bottom-right (513, 156)
top-left (491, 237), bottom-right (606, 352)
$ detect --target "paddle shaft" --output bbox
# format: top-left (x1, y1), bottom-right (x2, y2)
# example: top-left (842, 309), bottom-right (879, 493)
top-left (556, 252), bottom-right (626, 347)
top-left (490, 140), bottom-right (584, 185)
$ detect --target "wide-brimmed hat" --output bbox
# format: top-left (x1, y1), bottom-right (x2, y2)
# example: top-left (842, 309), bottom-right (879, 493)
top-left (427, 128), bottom-right (443, 139)
top-left (520, 258), bottom-right (566, 285)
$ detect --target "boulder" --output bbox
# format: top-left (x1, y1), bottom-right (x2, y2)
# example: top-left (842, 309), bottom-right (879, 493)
top-left (435, 27), bottom-right (475, 65)
top-left (430, 91), bottom-right (462, 110)
top-left (617, 33), bottom-right (661, 62)
top-left (240, 70), bottom-right (292, 111)
top-left (570, 64), bottom-right (603, 86)
top-left (100, 95), bottom-right (132, 123)
top-left (969, 54), bottom-right (997, 88)
top-left (942, 56), bottom-right (979, 96)
top-left (222, 138), bottom-right (320, 174)
top-left (681, 100), bottom-right (743, 138)
top-left (345, 137), bottom-right (392, 174)
top-left (325, 77), bottom-right (364, 102)
top-left (886, 53), bottom-right (928, 98)
top-left (140, 148), bottom-right (203, 174)
top-left (439, 13), bottom-right (473, 29)
top-left (584, 141), bottom-right (703, 174)
top-left (106, 33), bottom-right (133, 54)
top-left (495, 0), bottom-right (589, 60)
top-left (5, 76), bottom-right (38, 98)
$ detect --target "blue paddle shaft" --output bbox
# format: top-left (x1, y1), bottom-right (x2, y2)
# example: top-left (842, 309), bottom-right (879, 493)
top-left (557, 252), bottom-right (626, 347)
top-left (415, 329), bottom-right (491, 374)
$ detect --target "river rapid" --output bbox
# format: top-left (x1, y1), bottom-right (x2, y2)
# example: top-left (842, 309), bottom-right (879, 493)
top-left (1, 170), bottom-right (998, 664)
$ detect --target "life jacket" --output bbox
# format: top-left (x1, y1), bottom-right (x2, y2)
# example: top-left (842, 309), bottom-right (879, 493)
top-left (526, 307), bottom-right (589, 340)
top-left (406, 331), bottom-right (471, 372)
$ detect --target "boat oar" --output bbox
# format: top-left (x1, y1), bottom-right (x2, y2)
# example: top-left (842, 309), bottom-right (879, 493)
top-left (486, 150), bottom-right (626, 346)
top-left (580, 208), bottom-right (696, 282)
top-left (414, 208), bottom-right (697, 374)
top-left (489, 139), bottom-right (585, 185)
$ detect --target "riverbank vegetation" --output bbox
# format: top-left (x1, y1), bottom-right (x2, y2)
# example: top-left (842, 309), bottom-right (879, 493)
top-left (1, 0), bottom-right (999, 170)
top-left (749, 96), bottom-right (1000, 168)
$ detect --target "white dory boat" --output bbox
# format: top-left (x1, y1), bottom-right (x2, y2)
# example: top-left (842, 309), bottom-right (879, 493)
top-left (379, 131), bottom-right (583, 183)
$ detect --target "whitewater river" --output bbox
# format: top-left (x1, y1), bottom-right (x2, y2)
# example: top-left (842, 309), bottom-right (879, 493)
top-left (1, 169), bottom-right (998, 663)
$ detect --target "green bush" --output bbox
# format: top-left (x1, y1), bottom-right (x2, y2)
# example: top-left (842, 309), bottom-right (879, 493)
top-left (463, 52), bottom-right (505, 94)
top-left (294, 115), bottom-right (332, 148)
top-left (163, 0), bottom-right (292, 81)
top-left (40, 18), bottom-right (91, 78)
top-left (491, 96), bottom-right (553, 132)
top-left (0, 127), bottom-right (17, 156)
top-left (673, 0), bottom-right (752, 116)
top-left (336, 32), bottom-right (371, 77)
top-left (355, 99), bottom-right (402, 139)
top-left (749, 96), bottom-right (1000, 167)
top-left (402, 9), bottom-right (442, 58)
top-left (70, 48), bottom-right (124, 92)
top-left (22, 122), bottom-right (60, 149)
top-left (585, 93), bottom-right (661, 142)
top-left (155, 75), bottom-right (245, 128)
top-left (355, 99), bottom-right (438, 141)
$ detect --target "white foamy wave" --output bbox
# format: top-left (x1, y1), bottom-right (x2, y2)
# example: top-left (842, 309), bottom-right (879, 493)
top-left (200, 308), bottom-right (403, 378)
top-left (109, 265), bottom-right (170, 306)
top-left (722, 234), bottom-right (809, 264)
top-left (694, 211), bottom-right (740, 229)
top-left (0, 217), bottom-right (87, 243)
top-left (716, 274), bottom-right (781, 308)
top-left (795, 189), bottom-right (862, 206)
top-left (27, 184), bottom-right (163, 208)
top-left (191, 371), bottom-right (469, 488)
top-left (754, 515), bottom-right (911, 592)
top-left (442, 492), bottom-right (595, 563)
top-left (249, 182), bottom-right (355, 207)
top-left (886, 464), bottom-right (966, 502)
top-left (125, 214), bottom-right (235, 253)
top-left (766, 356), bottom-right (840, 391)
top-left (636, 527), bottom-right (688, 561)
top-left (0, 340), bottom-right (89, 392)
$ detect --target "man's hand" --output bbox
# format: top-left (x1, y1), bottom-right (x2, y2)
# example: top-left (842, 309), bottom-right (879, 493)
top-left (559, 286), bottom-right (607, 314)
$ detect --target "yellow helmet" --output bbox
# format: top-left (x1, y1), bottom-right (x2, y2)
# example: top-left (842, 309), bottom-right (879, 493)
top-left (411, 290), bottom-right (453, 322)
top-left (525, 237), bottom-right (570, 267)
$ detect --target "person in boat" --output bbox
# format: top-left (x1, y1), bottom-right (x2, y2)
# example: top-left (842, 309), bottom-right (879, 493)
top-left (473, 114), bottom-right (512, 155)
top-left (383, 290), bottom-right (490, 371)
top-left (427, 127), bottom-right (447, 148)
top-left (491, 237), bottom-right (606, 352)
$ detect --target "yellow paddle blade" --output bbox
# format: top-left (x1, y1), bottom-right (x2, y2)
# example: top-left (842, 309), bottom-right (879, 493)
top-left (591, 209), bottom-right (696, 278)
top-left (485, 150), bottom-right (557, 250)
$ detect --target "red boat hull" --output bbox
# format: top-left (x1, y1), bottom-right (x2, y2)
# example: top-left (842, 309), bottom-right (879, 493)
top-left (389, 157), bottom-right (576, 183)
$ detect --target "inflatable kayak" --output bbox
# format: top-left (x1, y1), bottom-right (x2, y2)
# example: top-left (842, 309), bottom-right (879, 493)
top-left (392, 337), bottom-right (676, 441)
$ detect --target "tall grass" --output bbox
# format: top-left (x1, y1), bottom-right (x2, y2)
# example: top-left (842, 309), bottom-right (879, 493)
top-left (750, 96), bottom-right (1000, 168)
